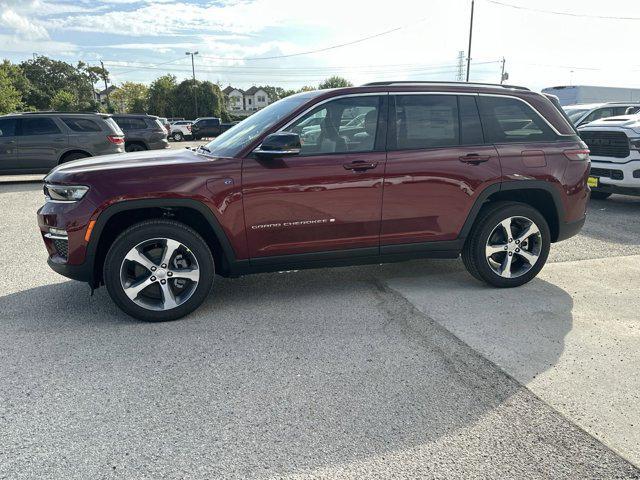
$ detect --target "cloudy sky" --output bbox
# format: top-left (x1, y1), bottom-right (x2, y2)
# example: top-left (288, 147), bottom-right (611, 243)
top-left (1, 0), bottom-right (639, 92)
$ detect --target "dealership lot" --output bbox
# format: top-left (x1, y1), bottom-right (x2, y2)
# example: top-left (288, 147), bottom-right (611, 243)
top-left (0, 181), bottom-right (639, 478)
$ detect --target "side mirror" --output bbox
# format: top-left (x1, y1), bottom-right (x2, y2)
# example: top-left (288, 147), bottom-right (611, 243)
top-left (254, 132), bottom-right (301, 158)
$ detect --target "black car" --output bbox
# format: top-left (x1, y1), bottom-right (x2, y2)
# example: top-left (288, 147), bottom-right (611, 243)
top-left (190, 117), bottom-right (236, 140)
top-left (111, 114), bottom-right (170, 152)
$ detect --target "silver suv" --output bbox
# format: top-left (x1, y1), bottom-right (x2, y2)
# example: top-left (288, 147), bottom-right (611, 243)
top-left (111, 114), bottom-right (170, 152)
top-left (0, 112), bottom-right (124, 175)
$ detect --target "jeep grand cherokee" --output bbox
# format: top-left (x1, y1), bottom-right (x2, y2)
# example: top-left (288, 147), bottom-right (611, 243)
top-left (37, 82), bottom-right (590, 321)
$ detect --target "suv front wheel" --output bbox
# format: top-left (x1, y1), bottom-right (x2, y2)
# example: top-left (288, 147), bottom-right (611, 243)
top-left (104, 220), bottom-right (214, 321)
top-left (462, 202), bottom-right (551, 288)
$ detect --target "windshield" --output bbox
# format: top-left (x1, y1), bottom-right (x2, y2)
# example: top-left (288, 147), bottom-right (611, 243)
top-left (564, 108), bottom-right (590, 124)
top-left (204, 92), bottom-right (321, 158)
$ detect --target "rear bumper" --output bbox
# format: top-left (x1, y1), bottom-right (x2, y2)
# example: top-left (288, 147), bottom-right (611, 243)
top-left (556, 216), bottom-right (586, 242)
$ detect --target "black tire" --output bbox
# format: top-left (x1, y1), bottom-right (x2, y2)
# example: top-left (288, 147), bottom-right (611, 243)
top-left (172, 132), bottom-right (184, 142)
top-left (60, 152), bottom-right (90, 163)
top-left (461, 201), bottom-right (551, 288)
top-left (104, 220), bottom-right (215, 322)
top-left (590, 191), bottom-right (611, 200)
top-left (125, 142), bottom-right (147, 152)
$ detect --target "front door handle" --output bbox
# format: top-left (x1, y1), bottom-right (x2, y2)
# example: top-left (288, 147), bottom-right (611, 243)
top-left (459, 154), bottom-right (491, 165)
top-left (343, 161), bottom-right (378, 171)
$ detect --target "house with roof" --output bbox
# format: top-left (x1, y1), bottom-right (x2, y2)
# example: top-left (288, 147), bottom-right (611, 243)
top-left (222, 86), bottom-right (271, 112)
top-left (243, 86), bottom-right (270, 111)
top-left (222, 86), bottom-right (245, 111)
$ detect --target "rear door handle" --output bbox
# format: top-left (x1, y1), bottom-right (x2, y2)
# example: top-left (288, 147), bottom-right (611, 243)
top-left (459, 154), bottom-right (491, 164)
top-left (343, 161), bottom-right (378, 171)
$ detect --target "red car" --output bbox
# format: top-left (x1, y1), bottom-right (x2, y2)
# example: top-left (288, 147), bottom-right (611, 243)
top-left (38, 82), bottom-right (590, 321)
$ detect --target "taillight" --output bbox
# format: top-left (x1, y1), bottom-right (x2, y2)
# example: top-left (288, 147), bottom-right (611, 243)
top-left (563, 149), bottom-right (590, 161)
top-left (107, 135), bottom-right (124, 145)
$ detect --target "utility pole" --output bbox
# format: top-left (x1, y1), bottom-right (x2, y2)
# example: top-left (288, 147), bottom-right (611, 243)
top-left (186, 51), bottom-right (199, 118)
top-left (456, 51), bottom-right (465, 81)
top-left (100, 60), bottom-right (111, 110)
top-left (466, 0), bottom-right (475, 82)
top-left (500, 57), bottom-right (509, 84)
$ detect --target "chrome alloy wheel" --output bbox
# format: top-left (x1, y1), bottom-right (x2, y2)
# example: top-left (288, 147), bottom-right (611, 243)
top-left (485, 216), bottom-right (542, 279)
top-left (119, 238), bottom-right (200, 311)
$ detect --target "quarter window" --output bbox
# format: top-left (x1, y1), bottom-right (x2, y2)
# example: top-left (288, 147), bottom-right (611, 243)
top-left (393, 95), bottom-right (459, 149)
top-left (288, 96), bottom-right (381, 155)
top-left (478, 96), bottom-right (556, 143)
top-left (21, 117), bottom-right (61, 136)
top-left (62, 118), bottom-right (102, 132)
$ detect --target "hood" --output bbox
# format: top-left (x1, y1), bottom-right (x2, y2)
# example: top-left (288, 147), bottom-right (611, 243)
top-left (579, 114), bottom-right (640, 133)
top-left (45, 148), bottom-right (213, 184)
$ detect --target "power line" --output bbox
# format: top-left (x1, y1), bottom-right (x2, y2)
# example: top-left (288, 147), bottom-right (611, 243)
top-left (486, 0), bottom-right (640, 21)
top-left (197, 18), bottom-right (427, 61)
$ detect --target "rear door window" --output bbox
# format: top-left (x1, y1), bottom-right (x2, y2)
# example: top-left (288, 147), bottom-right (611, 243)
top-left (62, 118), bottom-right (102, 132)
top-left (392, 95), bottom-right (459, 150)
top-left (0, 118), bottom-right (17, 137)
top-left (478, 96), bottom-right (556, 143)
top-left (21, 117), bottom-right (61, 136)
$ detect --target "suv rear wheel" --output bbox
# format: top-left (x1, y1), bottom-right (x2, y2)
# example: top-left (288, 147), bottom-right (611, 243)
top-left (104, 220), bottom-right (214, 321)
top-left (172, 131), bottom-right (184, 141)
top-left (462, 201), bottom-right (550, 288)
top-left (125, 142), bottom-right (147, 152)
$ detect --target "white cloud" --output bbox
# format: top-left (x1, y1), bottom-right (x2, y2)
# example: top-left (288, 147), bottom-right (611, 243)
top-left (0, 9), bottom-right (49, 40)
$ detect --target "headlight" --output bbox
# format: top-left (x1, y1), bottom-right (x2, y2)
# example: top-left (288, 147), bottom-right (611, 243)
top-left (629, 137), bottom-right (640, 151)
top-left (44, 184), bottom-right (89, 202)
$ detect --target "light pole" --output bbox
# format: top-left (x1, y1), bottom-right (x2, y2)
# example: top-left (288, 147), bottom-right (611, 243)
top-left (466, 0), bottom-right (475, 82)
top-left (185, 51), bottom-right (199, 117)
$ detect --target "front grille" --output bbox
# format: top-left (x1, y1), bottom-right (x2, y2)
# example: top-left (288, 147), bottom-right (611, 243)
top-left (580, 131), bottom-right (630, 158)
top-left (53, 239), bottom-right (68, 260)
top-left (590, 167), bottom-right (624, 180)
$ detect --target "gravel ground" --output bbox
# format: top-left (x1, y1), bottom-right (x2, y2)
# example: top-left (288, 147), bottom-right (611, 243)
top-left (0, 181), bottom-right (638, 479)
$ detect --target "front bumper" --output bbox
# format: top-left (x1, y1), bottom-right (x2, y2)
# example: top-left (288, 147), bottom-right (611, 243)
top-left (590, 157), bottom-right (640, 189)
top-left (48, 257), bottom-right (93, 283)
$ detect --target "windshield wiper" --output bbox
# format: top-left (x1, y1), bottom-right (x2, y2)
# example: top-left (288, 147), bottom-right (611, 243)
top-left (196, 145), bottom-right (212, 155)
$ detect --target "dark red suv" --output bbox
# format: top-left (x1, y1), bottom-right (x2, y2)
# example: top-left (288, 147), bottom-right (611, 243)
top-left (37, 82), bottom-right (590, 321)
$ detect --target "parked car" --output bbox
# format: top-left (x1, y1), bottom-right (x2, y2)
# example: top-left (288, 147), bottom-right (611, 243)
top-left (38, 81), bottom-right (589, 321)
top-left (169, 120), bottom-right (193, 141)
top-left (190, 117), bottom-right (235, 140)
top-left (0, 112), bottom-right (124, 174)
top-left (563, 102), bottom-right (640, 127)
top-left (579, 113), bottom-right (640, 199)
top-left (111, 114), bottom-right (170, 152)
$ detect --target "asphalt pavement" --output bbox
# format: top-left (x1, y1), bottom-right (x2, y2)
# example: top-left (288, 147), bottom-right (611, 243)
top-left (0, 180), bottom-right (639, 479)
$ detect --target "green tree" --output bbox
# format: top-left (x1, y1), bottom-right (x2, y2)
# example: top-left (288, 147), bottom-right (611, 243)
top-left (51, 90), bottom-right (77, 111)
top-left (173, 79), bottom-right (227, 120)
top-left (298, 85), bottom-right (316, 92)
top-left (19, 56), bottom-right (97, 110)
top-left (0, 67), bottom-right (22, 114)
top-left (111, 82), bottom-right (149, 113)
top-left (318, 76), bottom-right (352, 89)
top-left (148, 74), bottom-right (177, 117)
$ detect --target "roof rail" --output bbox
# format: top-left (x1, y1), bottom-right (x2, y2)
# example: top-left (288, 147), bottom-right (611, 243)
top-left (361, 81), bottom-right (530, 91)
top-left (19, 110), bottom-right (102, 115)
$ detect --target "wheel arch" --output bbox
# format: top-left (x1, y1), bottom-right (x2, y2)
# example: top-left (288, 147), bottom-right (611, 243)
top-left (58, 149), bottom-right (92, 164)
top-left (88, 199), bottom-right (238, 287)
top-left (460, 181), bottom-right (564, 243)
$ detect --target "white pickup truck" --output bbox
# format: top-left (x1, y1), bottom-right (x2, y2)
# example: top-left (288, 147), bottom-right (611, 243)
top-left (169, 121), bottom-right (193, 141)
top-left (579, 114), bottom-right (640, 199)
